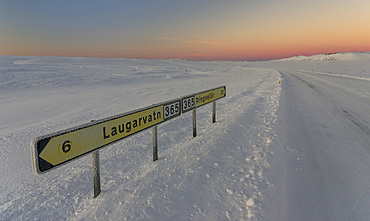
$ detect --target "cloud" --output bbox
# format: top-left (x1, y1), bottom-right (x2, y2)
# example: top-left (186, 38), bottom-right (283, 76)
top-left (156, 37), bottom-right (233, 49)
top-left (191, 40), bottom-right (232, 46)
top-left (157, 37), bottom-right (231, 45)
top-left (156, 37), bottom-right (179, 41)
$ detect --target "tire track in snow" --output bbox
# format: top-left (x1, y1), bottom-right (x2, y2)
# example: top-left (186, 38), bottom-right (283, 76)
top-left (289, 71), bottom-right (370, 142)
top-left (272, 70), bottom-right (370, 221)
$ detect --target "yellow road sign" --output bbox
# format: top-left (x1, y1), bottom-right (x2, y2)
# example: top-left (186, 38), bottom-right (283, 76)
top-left (194, 86), bottom-right (226, 107)
top-left (31, 99), bottom-right (181, 174)
top-left (181, 86), bottom-right (226, 112)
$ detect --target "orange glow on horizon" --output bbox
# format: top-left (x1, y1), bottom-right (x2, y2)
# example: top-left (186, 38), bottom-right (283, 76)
top-left (1, 0), bottom-right (369, 61)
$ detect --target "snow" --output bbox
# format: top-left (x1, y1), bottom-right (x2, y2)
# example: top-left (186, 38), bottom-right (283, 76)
top-left (279, 52), bottom-right (370, 62)
top-left (268, 69), bottom-right (370, 220)
top-left (0, 53), bottom-right (369, 220)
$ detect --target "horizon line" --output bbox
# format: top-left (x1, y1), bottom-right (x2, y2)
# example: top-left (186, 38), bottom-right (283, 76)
top-left (1, 50), bottom-right (369, 62)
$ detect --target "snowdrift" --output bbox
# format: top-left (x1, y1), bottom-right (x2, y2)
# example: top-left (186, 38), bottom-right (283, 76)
top-left (279, 52), bottom-right (370, 62)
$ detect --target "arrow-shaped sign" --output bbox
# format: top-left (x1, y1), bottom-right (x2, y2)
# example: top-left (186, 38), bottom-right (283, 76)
top-left (31, 99), bottom-right (181, 174)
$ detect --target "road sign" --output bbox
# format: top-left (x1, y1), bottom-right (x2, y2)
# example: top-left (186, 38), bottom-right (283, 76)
top-left (31, 99), bottom-right (181, 174)
top-left (181, 86), bottom-right (226, 113)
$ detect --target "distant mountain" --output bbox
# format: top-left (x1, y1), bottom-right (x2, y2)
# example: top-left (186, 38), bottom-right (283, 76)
top-left (279, 52), bottom-right (370, 62)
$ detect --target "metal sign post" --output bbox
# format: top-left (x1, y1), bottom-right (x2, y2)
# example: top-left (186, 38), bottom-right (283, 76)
top-left (92, 151), bottom-right (101, 198)
top-left (153, 126), bottom-right (158, 161)
top-left (181, 86), bottom-right (226, 137)
top-left (212, 101), bottom-right (216, 123)
top-left (192, 109), bottom-right (197, 137)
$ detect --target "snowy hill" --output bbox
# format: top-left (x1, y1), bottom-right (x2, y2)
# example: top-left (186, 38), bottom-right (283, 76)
top-left (279, 52), bottom-right (370, 62)
top-left (0, 55), bottom-right (369, 220)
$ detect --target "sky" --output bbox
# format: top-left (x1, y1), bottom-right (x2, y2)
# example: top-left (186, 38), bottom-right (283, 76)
top-left (1, 0), bottom-right (370, 61)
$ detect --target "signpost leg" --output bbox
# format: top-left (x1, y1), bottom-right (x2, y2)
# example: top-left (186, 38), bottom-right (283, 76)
top-left (92, 150), bottom-right (101, 198)
top-left (212, 101), bottom-right (216, 123)
top-left (153, 126), bottom-right (158, 161)
top-left (192, 109), bottom-right (197, 137)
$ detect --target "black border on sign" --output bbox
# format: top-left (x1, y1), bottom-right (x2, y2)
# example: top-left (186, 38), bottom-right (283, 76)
top-left (181, 95), bottom-right (196, 113)
top-left (163, 100), bottom-right (181, 120)
top-left (181, 86), bottom-right (226, 113)
top-left (31, 98), bottom-right (181, 174)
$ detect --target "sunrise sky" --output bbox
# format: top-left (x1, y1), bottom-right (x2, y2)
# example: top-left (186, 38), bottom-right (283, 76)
top-left (1, 0), bottom-right (370, 61)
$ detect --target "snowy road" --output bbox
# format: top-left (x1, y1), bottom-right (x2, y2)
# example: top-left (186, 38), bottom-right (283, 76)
top-left (273, 70), bottom-right (370, 220)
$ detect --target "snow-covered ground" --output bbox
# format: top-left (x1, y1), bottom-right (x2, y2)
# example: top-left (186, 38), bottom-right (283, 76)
top-left (0, 53), bottom-right (369, 220)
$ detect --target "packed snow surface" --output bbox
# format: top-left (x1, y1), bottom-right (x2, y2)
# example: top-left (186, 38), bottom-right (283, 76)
top-left (0, 53), bottom-right (369, 220)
